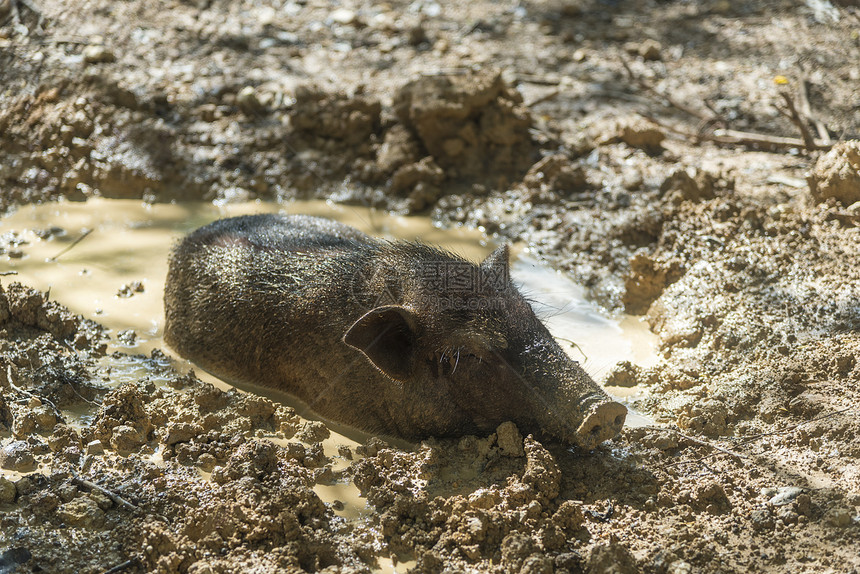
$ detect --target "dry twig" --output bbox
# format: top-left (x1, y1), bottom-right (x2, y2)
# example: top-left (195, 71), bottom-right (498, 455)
top-left (525, 88), bottom-right (561, 107)
top-left (642, 114), bottom-right (814, 150)
top-left (662, 406), bottom-right (853, 469)
top-left (776, 91), bottom-right (819, 151)
top-left (623, 56), bottom-right (835, 151)
top-left (709, 128), bottom-right (814, 150)
top-left (71, 474), bottom-right (139, 513)
top-left (797, 76), bottom-right (832, 145)
top-left (662, 431), bottom-right (747, 468)
top-left (2, 0), bottom-right (44, 31)
top-left (585, 500), bottom-right (614, 523)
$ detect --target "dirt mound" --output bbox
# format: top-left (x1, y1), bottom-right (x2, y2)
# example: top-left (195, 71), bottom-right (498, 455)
top-left (392, 69), bottom-right (536, 187)
top-left (807, 140), bottom-right (860, 206)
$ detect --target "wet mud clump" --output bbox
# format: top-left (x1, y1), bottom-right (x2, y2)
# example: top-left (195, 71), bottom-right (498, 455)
top-left (0, 80), bottom-right (206, 209)
top-left (350, 429), bottom-right (578, 571)
top-left (390, 69), bottom-right (535, 190)
top-left (807, 139), bottom-right (860, 206)
top-left (290, 86), bottom-right (382, 148)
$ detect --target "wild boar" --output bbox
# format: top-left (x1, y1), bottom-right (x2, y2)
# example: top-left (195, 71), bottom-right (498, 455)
top-left (164, 214), bottom-right (626, 448)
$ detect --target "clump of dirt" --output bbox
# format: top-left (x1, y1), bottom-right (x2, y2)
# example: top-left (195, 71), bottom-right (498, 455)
top-left (291, 85), bottom-right (381, 148)
top-left (343, 68), bottom-right (538, 212)
top-left (0, 79), bottom-right (208, 208)
top-left (351, 430), bottom-right (579, 571)
top-left (520, 154), bottom-right (591, 204)
top-left (807, 140), bottom-right (860, 206)
top-left (595, 114), bottom-right (666, 154)
top-left (391, 69), bottom-right (535, 187)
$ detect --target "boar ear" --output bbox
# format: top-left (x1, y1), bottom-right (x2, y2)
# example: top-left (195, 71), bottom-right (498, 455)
top-left (480, 244), bottom-right (510, 288)
top-left (480, 244), bottom-right (509, 271)
top-left (343, 305), bottom-right (417, 383)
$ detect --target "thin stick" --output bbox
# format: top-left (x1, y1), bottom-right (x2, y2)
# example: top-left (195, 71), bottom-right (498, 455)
top-left (9, 375), bottom-right (61, 412)
top-left (48, 228), bottom-right (92, 261)
top-left (555, 337), bottom-right (588, 362)
top-left (708, 128), bottom-right (831, 150)
top-left (642, 114), bottom-right (831, 151)
top-left (628, 63), bottom-right (835, 151)
top-left (6, 0), bottom-right (43, 30)
top-left (663, 406), bottom-right (852, 468)
top-left (0, 271), bottom-right (18, 276)
top-left (517, 73), bottom-right (561, 86)
top-left (797, 78), bottom-right (832, 145)
top-left (526, 89), bottom-right (561, 107)
top-left (585, 499), bottom-right (614, 522)
top-left (38, 37), bottom-right (90, 46)
top-left (731, 406), bottom-right (852, 447)
top-left (681, 433), bottom-right (746, 460)
top-left (72, 474), bottom-right (139, 513)
top-left (777, 92), bottom-right (818, 151)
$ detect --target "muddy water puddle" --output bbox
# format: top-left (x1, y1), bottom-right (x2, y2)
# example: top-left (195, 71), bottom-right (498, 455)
top-left (1, 198), bottom-right (657, 543)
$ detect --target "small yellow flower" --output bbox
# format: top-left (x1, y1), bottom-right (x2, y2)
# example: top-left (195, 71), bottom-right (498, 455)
top-left (773, 75), bottom-right (789, 85)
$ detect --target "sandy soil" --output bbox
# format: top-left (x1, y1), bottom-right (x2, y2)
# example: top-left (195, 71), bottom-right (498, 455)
top-left (2, 0), bottom-right (860, 573)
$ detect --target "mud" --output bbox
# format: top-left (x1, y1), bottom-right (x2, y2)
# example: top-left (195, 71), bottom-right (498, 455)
top-left (2, 0), bottom-right (860, 572)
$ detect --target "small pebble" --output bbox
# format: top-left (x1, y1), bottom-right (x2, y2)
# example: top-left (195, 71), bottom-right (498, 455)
top-left (58, 497), bottom-right (105, 527)
top-left (337, 444), bottom-right (353, 460)
top-left (110, 425), bottom-right (144, 452)
top-left (82, 45), bottom-right (116, 64)
top-left (116, 280), bottom-right (145, 298)
top-left (197, 452), bottom-right (217, 472)
top-left (86, 439), bottom-right (105, 455)
top-left (825, 507), bottom-right (853, 528)
top-left (164, 422), bottom-right (202, 445)
top-left (495, 421), bottom-right (524, 457)
top-left (329, 8), bottom-right (357, 25)
top-left (638, 39), bottom-right (662, 60)
top-left (236, 86), bottom-right (264, 116)
top-left (751, 508), bottom-right (774, 531)
top-left (767, 486), bottom-right (804, 506)
top-left (116, 329), bottom-right (137, 346)
top-left (14, 476), bottom-right (34, 496)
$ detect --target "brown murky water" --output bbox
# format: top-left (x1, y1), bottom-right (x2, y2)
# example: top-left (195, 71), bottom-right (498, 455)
top-left (1, 198), bottom-right (657, 547)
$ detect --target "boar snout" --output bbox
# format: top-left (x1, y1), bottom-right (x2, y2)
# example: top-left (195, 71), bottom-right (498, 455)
top-left (574, 399), bottom-right (627, 450)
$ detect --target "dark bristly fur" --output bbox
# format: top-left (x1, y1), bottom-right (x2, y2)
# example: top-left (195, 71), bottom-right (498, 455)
top-left (164, 214), bottom-right (626, 448)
